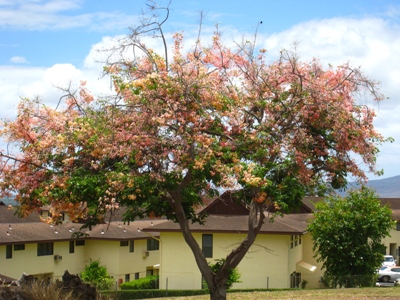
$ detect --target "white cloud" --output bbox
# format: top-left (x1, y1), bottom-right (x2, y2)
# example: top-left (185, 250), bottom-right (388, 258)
top-left (0, 0), bottom-right (138, 31)
top-left (9, 56), bottom-right (28, 64)
top-left (0, 63), bottom-right (110, 120)
top-left (259, 17), bottom-right (400, 178)
top-left (259, 17), bottom-right (400, 116)
top-left (82, 33), bottom-right (179, 71)
top-left (0, 65), bottom-right (45, 119)
top-left (43, 64), bottom-right (82, 88)
top-left (82, 35), bottom-right (125, 70)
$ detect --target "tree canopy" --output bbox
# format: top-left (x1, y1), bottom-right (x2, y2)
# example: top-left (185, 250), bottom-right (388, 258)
top-left (0, 38), bottom-right (387, 223)
top-left (0, 4), bottom-right (390, 300)
top-left (308, 187), bottom-right (393, 287)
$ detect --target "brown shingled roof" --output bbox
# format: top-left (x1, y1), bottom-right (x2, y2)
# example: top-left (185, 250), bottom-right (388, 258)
top-left (380, 198), bottom-right (400, 220)
top-left (0, 219), bottom-right (167, 245)
top-left (379, 198), bottom-right (400, 210)
top-left (199, 191), bottom-right (249, 215)
top-left (301, 196), bottom-right (321, 212)
top-left (0, 205), bottom-right (42, 224)
top-left (3, 196), bottom-right (398, 244)
top-left (143, 213), bottom-right (309, 235)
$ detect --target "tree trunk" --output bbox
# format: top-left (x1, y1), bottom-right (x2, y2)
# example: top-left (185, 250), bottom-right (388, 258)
top-left (208, 279), bottom-right (227, 300)
top-left (165, 189), bottom-right (264, 300)
top-left (206, 264), bottom-right (230, 300)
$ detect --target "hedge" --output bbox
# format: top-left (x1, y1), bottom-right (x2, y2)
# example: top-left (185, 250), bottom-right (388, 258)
top-left (101, 288), bottom-right (273, 299)
top-left (120, 275), bottom-right (159, 290)
top-left (102, 289), bottom-right (209, 299)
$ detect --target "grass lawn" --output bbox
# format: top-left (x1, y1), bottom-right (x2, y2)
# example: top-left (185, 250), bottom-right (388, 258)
top-left (152, 287), bottom-right (400, 299)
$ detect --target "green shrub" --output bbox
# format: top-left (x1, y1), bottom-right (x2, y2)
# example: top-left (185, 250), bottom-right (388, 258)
top-left (80, 259), bottom-right (113, 290)
top-left (102, 289), bottom-right (209, 299)
top-left (205, 258), bottom-right (241, 289)
top-left (103, 289), bottom-right (275, 300)
top-left (120, 275), bottom-right (159, 290)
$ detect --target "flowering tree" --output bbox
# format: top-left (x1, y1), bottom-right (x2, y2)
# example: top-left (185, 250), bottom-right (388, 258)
top-left (0, 5), bottom-right (390, 300)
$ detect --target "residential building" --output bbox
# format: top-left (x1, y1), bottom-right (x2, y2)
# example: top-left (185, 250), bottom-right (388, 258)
top-left (0, 204), bottom-right (164, 288)
top-left (379, 198), bottom-right (400, 263)
top-left (1, 195), bottom-right (400, 290)
top-left (144, 193), bottom-right (324, 289)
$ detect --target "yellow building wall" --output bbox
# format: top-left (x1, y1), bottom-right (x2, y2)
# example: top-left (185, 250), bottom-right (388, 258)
top-left (287, 235), bottom-right (305, 289)
top-left (84, 239), bottom-right (160, 288)
top-left (297, 232), bottom-right (324, 289)
top-left (288, 235), bottom-right (303, 274)
top-left (160, 232), bottom-right (199, 289)
top-left (84, 240), bottom-right (119, 276)
top-left (236, 234), bottom-right (292, 289)
top-left (295, 228), bottom-right (400, 289)
top-left (381, 226), bottom-right (400, 263)
top-left (128, 239), bottom-right (160, 278)
top-left (53, 241), bottom-right (87, 279)
top-left (0, 241), bottom-right (86, 281)
top-left (159, 232), bottom-right (296, 290)
top-left (0, 238), bottom-right (160, 288)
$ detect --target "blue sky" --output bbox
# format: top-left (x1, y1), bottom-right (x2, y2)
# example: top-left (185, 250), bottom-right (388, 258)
top-left (2, 1), bottom-right (397, 67)
top-left (1, 0), bottom-right (400, 180)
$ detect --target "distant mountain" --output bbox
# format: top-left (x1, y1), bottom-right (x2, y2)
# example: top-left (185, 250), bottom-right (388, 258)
top-left (343, 175), bottom-right (400, 198)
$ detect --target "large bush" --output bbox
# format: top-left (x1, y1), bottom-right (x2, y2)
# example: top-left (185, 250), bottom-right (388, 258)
top-left (80, 259), bottom-right (113, 290)
top-left (308, 187), bottom-right (393, 288)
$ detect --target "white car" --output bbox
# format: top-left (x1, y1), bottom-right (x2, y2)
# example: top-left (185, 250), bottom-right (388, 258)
top-left (378, 266), bottom-right (400, 282)
top-left (382, 255), bottom-right (396, 267)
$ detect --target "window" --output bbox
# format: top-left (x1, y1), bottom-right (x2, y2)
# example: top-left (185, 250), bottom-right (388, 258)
top-left (14, 244), bottom-right (25, 251)
top-left (125, 274), bottom-right (130, 282)
top-left (41, 211), bottom-right (51, 218)
top-left (290, 235), bottom-right (301, 249)
top-left (134, 273), bottom-right (139, 280)
top-left (147, 239), bottom-right (159, 251)
top-left (75, 240), bottom-right (85, 246)
top-left (37, 242), bottom-right (53, 256)
top-left (129, 240), bottom-right (134, 253)
top-left (69, 241), bottom-right (75, 253)
top-left (6, 245), bottom-right (12, 259)
top-left (120, 241), bottom-right (129, 247)
top-left (202, 234), bottom-right (213, 258)
top-left (392, 268), bottom-right (400, 273)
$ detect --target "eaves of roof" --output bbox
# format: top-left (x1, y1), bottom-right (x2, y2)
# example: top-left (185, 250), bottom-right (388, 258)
top-left (0, 219), bottom-right (167, 245)
top-left (0, 206), bottom-right (43, 224)
top-left (143, 213), bottom-right (310, 235)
